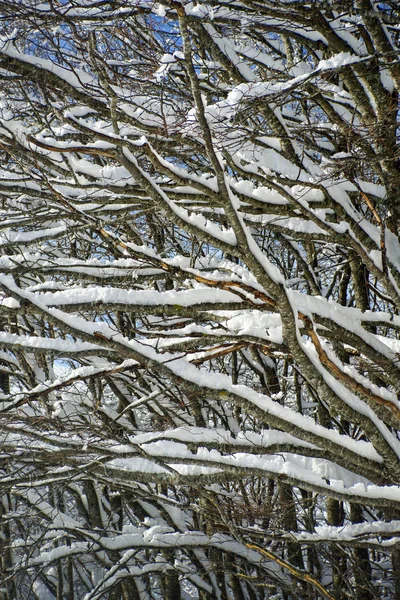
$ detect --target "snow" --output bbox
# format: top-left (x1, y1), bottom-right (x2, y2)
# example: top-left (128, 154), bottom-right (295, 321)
top-left (318, 52), bottom-right (369, 71)
top-left (0, 271), bottom-right (390, 475)
top-left (130, 427), bottom-right (316, 450)
top-left (39, 287), bottom-right (244, 308)
top-left (0, 41), bottom-right (99, 94)
top-left (1, 297), bottom-right (20, 308)
top-left (202, 24), bottom-right (255, 82)
top-left (0, 225), bottom-right (67, 245)
top-left (115, 336), bottom-right (384, 465)
top-left (1, 6), bottom-right (400, 597)
top-left (295, 520), bottom-right (400, 544)
top-left (0, 330), bottom-right (106, 354)
top-left (121, 147), bottom-right (237, 246)
top-left (153, 3), bottom-right (166, 17)
top-left (108, 457), bottom-right (169, 474)
top-left (289, 290), bottom-right (400, 367)
top-left (380, 68), bottom-right (395, 93)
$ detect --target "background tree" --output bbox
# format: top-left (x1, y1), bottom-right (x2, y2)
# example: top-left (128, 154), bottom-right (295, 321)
top-left (0, 1), bottom-right (399, 598)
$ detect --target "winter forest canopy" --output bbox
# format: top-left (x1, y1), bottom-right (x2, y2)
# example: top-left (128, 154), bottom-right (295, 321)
top-left (0, 0), bottom-right (399, 598)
